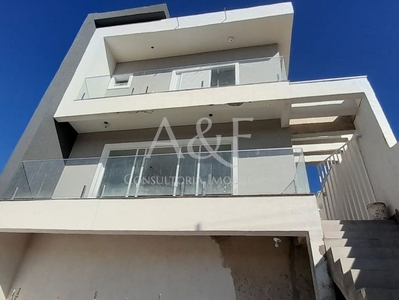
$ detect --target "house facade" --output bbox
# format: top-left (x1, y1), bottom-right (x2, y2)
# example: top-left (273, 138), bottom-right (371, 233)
top-left (0, 3), bottom-right (399, 300)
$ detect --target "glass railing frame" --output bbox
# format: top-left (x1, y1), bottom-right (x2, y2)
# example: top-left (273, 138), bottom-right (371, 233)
top-left (1, 147), bottom-right (309, 201)
top-left (77, 56), bottom-right (286, 101)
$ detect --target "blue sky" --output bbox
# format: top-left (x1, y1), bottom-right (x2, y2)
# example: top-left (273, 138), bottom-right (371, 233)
top-left (0, 0), bottom-right (398, 192)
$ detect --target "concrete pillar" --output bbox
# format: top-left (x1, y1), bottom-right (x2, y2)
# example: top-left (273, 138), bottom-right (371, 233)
top-left (308, 230), bottom-right (335, 300)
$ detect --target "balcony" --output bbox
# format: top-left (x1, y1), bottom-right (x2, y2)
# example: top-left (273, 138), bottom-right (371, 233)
top-left (77, 56), bottom-right (285, 100)
top-left (3, 147), bottom-right (309, 200)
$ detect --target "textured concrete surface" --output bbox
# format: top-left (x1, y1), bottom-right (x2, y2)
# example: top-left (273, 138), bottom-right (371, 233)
top-left (213, 236), bottom-right (315, 300)
top-left (7, 234), bottom-right (316, 300)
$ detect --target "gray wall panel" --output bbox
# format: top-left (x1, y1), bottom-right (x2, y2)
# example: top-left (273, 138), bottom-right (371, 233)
top-left (0, 5), bottom-right (170, 198)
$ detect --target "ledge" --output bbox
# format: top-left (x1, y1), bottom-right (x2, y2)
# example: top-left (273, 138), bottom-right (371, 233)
top-left (0, 195), bottom-right (321, 235)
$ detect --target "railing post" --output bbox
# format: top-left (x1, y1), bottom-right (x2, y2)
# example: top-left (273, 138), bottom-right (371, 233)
top-left (180, 182), bottom-right (185, 196)
top-left (100, 185), bottom-right (106, 198)
top-left (80, 185), bottom-right (87, 199)
top-left (9, 289), bottom-right (15, 300)
top-left (11, 187), bottom-right (19, 200)
top-left (12, 288), bottom-right (21, 300)
top-left (202, 181), bottom-right (206, 196)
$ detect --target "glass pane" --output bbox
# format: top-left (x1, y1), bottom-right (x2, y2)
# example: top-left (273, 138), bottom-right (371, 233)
top-left (98, 150), bottom-right (138, 198)
top-left (6, 165), bottom-right (32, 199)
top-left (22, 160), bottom-right (64, 199)
top-left (199, 144), bottom-right (232, 195)
top-left (211, 66), bottom-right (235, 87)
top-left (127, 149), bottom-right (146, 196)
top-left (177, 146), bottom-right (200, 196)
top-left (137, 148), bottom-right (178, 196)
top-left (179, 70), bottom-right (211, 90)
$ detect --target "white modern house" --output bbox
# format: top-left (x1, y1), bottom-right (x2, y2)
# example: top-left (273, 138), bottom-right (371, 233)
top-left (0, 2), bottom-right (398, 300)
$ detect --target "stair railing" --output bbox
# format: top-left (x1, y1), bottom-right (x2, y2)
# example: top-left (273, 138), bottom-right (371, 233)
top-left (317, 136), bottom-right (376, 220)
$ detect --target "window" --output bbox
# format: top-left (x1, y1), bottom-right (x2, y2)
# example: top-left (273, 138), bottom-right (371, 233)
top-left (211, 66), bottom-right (236, 87)
top-left (114, 79), bottom-right (129, 87)
top-left (170, 63), bottom-right (239, 91)
top-left (107, 75), bottom-right (133, 89)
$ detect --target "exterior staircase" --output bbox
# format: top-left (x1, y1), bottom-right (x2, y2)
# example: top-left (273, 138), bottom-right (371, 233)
top-left (322, 220), bottom-right (399, 299)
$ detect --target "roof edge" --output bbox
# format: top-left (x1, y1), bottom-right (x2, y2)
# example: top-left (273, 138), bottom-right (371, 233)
top-left (92, 4), bottom-right (170, 28)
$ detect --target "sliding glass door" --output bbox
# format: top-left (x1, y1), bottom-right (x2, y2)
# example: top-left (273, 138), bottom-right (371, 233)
top-left (96, 144), bottom-right (232, 198)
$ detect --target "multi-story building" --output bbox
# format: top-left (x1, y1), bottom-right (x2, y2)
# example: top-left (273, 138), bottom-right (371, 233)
top-left (0, 2), bottom-right (398, 300)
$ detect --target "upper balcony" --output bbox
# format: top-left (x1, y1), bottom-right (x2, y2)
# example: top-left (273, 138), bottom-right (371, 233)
top-left (54, 3), bottom-right (294, 133)
top-left (77, 56), bottom-right (285, 101)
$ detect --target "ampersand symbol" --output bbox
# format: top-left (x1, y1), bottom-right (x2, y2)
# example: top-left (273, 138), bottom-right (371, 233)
top-left (187, 117), bottom-right (232, 167)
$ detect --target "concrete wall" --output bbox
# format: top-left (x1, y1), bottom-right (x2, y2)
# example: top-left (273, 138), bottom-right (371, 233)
top-left (0, 195), bottom-right (331, 299)
top-left (0, 195), bottom-right (322, 234)
top-left (214, 236), bottom-right (315, 300)
top-left (70, 119), bottom-right (291, 158)
top-left (8, 234), bottom-right (314, 300)
top-left (10, 235), bottom-right (235, 300)
top-left (114, 45), bottom-right (278, 75)
top-left (354, 87), bottom-right (399, 215)
top-left (54, 74), bottom-right (367, 129)
top-left (0, 233), bottom-right (30, 299)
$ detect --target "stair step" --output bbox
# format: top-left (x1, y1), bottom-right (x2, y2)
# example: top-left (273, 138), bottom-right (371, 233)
top-left (324, 231), bottom-right (399, 239)
top-left (325, 238), bottom-right (399, 249)
top-left (348, 269), bottom-right (399, 290)
top-left (322, 220), bottom-right (397, 226)
top-left (330, 246), bottom-right (399, 260)
top-left (357, 288), bottom-right (399, 300)
top-left (323, 220), bottom-right (399, 298)
top-left (322, 220), bottom-right (398, 233)
top-left (339, 257), bottom-right (399, 273)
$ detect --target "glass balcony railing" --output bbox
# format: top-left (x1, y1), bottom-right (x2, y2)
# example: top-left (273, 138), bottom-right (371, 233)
top-left (1, 148), bottom-right (309, 200)
top-left (77, 56), bottom-right (286, 100)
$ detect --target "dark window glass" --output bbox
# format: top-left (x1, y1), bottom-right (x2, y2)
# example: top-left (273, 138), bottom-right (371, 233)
top-left (211, 66), bottom-right (235, 87)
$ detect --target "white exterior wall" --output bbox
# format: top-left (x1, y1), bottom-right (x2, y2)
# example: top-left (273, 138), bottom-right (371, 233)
top-left (55, 76), bottom-right (366, 128)
top-left (54, 3), bottom-right (294, 127)
top-left (0, 196), bottom-right (333, 299)
top-left (8, 234), bottom-right (317, 300)
top-left (0, 196), bottom-right (319, 235)
top-left (354, 80), bottom-right (399, 215)
top-left (0, 233), bottom-right (30, 299)
top-left (10, 235), bottom-right (236, 300)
